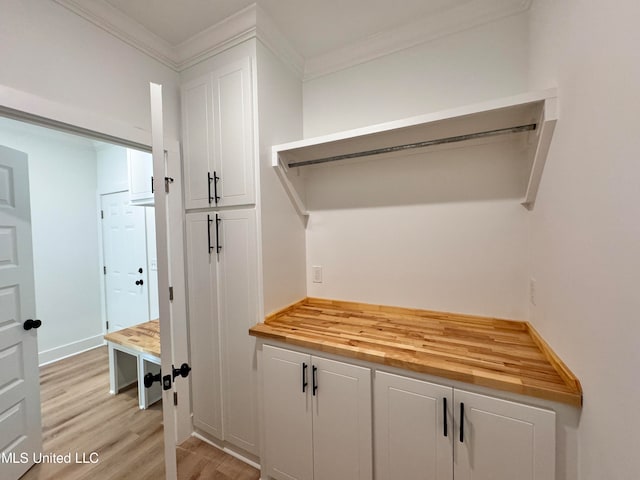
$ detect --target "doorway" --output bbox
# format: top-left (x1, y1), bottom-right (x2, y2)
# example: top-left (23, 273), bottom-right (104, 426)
top-left (0, 116), bottom-right (165, 478)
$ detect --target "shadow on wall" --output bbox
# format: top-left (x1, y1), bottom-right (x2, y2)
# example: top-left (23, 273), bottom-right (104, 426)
top-left (302, 134), bottom-right (533, 210)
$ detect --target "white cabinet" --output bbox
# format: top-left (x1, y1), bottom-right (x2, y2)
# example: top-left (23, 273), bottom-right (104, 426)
top-left (262, 345), bottom-right (372, 480)
top-left (374, 371), bottom-right (556, 480)
top-left (127, 148), bottom-right (154, 206)
top-left (185, 208), bottom-right (259, 454)
top-left (374, 371), bottom-right (453, 480)
top-left (181, 57), bottom-right (255, 210)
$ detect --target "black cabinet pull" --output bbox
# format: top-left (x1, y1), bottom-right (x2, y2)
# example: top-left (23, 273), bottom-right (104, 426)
top-left (302, 363), bottom-right (308, 393)
top-left (136, 279), bottom-right (144, 286)
top-left (208, 171), bottom-right (220, 205)
top-left (215, 214), bottom-right (222, 254)
top-left (207, 214), bottom-right (213, 254)
top-left (150, 176), bottom-right (154, 194)
top-left (459, 402), bottom-right (465, 443)
top-left (138, 267), bottom-right (143, 274)
top-left (213, 170), bottom-right (220, 205)
top-left (312, 365), bottom-right (318, 396)
top-left (443, 397), bottom-right (448, 437)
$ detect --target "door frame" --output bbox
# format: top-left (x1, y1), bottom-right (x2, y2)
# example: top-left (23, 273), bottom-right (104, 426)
top-left (0, 84), bottom-right (191, 480)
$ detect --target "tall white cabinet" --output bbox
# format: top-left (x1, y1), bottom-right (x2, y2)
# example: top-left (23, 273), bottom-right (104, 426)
top-left (181, 38), bottom-right (306, 459)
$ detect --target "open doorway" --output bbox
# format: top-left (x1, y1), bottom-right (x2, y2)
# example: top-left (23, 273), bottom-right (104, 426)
top-left (0, 116), bottom-right (166, 478)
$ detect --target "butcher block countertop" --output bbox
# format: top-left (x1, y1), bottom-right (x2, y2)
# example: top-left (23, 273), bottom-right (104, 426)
top-left (104, 319), bottom-right (161, 358)
top-left (249, 298), bottom-right (582, 407)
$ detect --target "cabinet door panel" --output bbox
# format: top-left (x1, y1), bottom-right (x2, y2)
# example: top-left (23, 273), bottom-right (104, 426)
top-left (218, 208), bottom-right (259, 453)
top-left (182, 76), bottom-right (213, 209)
top-left (312, 356), bottom-right (372, 480)
top-left (263, 346), bottom-right (313, 480)
top-left (454, 389), bottom-right (555, 480)
top-left (185, 212), bottom-right (221, 437)
top-left (127, 149), bottom-right (154, 205)
top-left (212, 58), bottom-right (255, 207)
top-left (375, 371), bottom-right (453, 480)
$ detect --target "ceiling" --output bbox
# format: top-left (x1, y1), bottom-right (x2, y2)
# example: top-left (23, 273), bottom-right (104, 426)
top-left (103, 0), bottom-right (472, 58)
top-left (55, 0), bottom-right (530, 76)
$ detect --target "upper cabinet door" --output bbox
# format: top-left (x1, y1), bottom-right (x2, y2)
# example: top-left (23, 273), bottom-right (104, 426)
top-left (182, 75), bottom-right (214, 210)
top-left (127, 149), bottom-right (154, 205)
top-left (211, 57), bottom-right (255, 207)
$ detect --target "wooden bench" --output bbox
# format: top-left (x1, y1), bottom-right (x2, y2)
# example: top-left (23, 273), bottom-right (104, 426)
top-left (104, 320), bottom-right (161, 409)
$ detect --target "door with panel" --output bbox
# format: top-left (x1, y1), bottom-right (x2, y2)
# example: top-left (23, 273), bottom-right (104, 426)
top-left (101, 191), bottom-right (150, 332)
top-left (262, 345), bottom-right (314, 480)
top-left (454, 389), bottom-right (556, 480)
top-left (185, 211), bottom-right (222, 439)
top-left (374, 371), bottom-right (453, 480)
top-left (0, 145), bottom-right (42, 480)
top-left (181, 57), bottom-right (254, 210)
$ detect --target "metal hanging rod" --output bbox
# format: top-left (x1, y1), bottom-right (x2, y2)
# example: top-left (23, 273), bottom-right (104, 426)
top-left (287, 123), bottom-right (537, 168)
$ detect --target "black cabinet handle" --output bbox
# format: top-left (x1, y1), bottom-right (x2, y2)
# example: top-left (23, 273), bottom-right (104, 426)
top-left (23, 319), bottom-right (42, 330)
top-left (207, 214), bottom-right (213, 254)
top-left (215, 214), bottom-right (222, 254)
top-left (312, 365), bottom-right (318, 396)
top-left (138, 267), bottom-right (143, 274)
top-left (302, 363), bottom-right (308, 393)
top-left (207, 172), bottom-right (213, 204)
top-left (443, 397), bottom-right (448, 437)
top-left (459, 402), bottom-right (465, 443)
top-left (136, 279), bottom-right (144, 286)
top-left (208, 171), bottom-right (220, 205)
top-left (150, 176), bottom-right (154, 194)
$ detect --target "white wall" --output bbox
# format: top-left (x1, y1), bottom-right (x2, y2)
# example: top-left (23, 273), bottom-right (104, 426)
top-left (0, 121), bottom-right (103, 364)
top-left (0, 0), bottom-right (180, 141)
top-left (301, 13), bottom-right (531, 318)
top-left (527, 1), bottom-right (640, 479)
top-left (256, 40), bottom-right (307, 316)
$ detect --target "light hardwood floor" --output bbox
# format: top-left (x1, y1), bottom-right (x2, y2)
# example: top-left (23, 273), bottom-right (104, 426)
top-left (21, 346), bottom-right (260, 480)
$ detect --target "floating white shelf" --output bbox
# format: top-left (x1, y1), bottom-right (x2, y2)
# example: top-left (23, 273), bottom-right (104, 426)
top-left (273, 89), bottom-right (558, 217)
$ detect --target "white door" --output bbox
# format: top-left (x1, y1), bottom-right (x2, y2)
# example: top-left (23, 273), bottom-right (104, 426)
top-left (454, 389), bottom-right (556, 480)
top-left (217, 208), bottom-right (259, 454)
top-left (101, 191), bottom-right (150, 332)
top-left (262, 345), bottom-right (314, 480)
top-left (374, 371), bottom-right (453, 480)
top-left (0, 145), bottom-right (42, 479)
top-left (185, 212), bottom-right (222, 438)
top-left (312, 356), bottom-right (372, 480)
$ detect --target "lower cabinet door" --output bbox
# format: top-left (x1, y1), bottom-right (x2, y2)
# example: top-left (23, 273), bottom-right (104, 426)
top-left (312, 356), bottom-right (372, 480)
top-left (454, 389), bottom-right (556, 480)
top-left (374, 371), bottom-right (453, 480)
top-left (263, 345), bottom-right (314, 480)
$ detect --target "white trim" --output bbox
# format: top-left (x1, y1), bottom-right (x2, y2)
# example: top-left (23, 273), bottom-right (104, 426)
top-left (52, 0), bottom-right (530, 79)
top-left (303, 0), bottom-right (532, 80)
top-left (39, 336), bottom-right (105, 366)
top-left (191, 432), bottom-right (262, 470)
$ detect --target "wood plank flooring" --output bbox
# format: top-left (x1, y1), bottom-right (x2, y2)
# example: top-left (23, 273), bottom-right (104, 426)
top-left (21, 346), bottom-right (260, 480)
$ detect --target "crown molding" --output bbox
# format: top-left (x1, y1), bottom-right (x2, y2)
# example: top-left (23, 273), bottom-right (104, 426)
top-left (53, 0), bottom-right (180, 69)
top-left (303, 0), bottom-right (533, 81)
top-left (53, 0), bottom-right (531, 78)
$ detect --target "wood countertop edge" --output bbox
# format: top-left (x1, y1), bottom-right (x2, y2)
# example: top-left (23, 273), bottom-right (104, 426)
top-left (249, 324), bottom-right (582, 408)
top-left (254, 298), bottom-right (583, 408)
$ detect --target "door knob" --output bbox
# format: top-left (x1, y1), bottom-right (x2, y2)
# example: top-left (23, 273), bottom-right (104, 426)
top-left (24, 319), bottom-right (42, 330)
top-left (136, 279), bottom-right (144, 286)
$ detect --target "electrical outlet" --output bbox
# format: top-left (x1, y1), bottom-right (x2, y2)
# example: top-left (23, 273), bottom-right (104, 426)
top-left (529, 278), bottom-right (536, 305)
top-left (312, 266), bottom-right (323, 283)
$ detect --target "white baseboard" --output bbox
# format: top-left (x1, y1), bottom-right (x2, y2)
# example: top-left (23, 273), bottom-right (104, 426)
top-left (191, 431), bottom-right (261, 470)
top-left (39, 335), bottom-right (105, 366)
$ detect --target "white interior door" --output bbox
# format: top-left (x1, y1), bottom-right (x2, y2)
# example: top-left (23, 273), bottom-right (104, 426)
top-left (101, 191), bottom-right (150, 332)
top-left (0, 145), bottom-right (42, 479)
